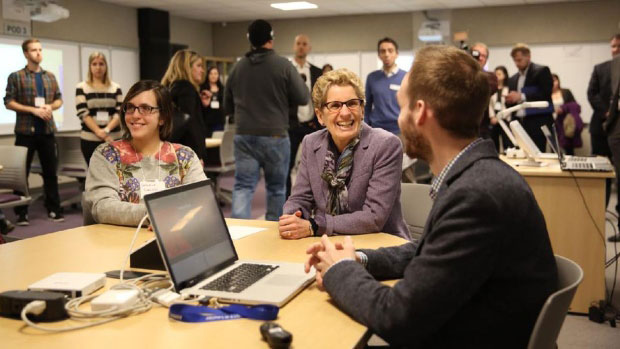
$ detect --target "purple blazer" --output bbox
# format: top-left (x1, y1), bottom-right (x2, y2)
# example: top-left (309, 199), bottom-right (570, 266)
top-left (284, 123), bottom-right (410, 240)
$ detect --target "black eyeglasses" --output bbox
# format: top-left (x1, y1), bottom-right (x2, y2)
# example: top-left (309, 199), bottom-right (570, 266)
top-left (322, 98), bottom-right (364, 112)
top-left (122, 103), bottom-right (160, 115)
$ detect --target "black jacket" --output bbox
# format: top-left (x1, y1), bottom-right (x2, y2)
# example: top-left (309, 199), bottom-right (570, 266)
top-left (507, 62), bottom-right (554, 118)
top-left (169, 80), bottom-right (207, 161)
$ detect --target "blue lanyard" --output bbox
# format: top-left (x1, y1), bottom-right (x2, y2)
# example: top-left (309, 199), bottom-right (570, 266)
top-left (169, 304), bottom-right (279, 323)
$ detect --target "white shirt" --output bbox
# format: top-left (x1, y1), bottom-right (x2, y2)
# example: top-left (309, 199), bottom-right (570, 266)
top-left (293, 59), bottom-right (314, 123)
top-left (516, 65), bottom-right (530, 117)
top-left (383, 64), bottom-right (400, 78)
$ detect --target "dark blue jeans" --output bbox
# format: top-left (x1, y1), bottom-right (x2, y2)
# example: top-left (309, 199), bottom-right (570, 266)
top-left (232, 135), bottom-right (290, 221)
top-left (14, 133), bottom-right (61, 214)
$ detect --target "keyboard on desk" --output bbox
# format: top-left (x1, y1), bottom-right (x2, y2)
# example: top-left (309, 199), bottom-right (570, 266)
top-left (201, 263), bottom-right (279, 293)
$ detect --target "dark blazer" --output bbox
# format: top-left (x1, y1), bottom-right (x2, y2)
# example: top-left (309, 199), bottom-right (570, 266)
top-left (283, 123), bottom-right (410, 240)
top-left (605, 56), bottom-right (620, 136)
top-left (288, 63), bottom-right (322, 129)
top-left (588, 60), bottom-right (612, 137)
top-left (507, 62), bottom-right (553, 117)
top-left (169, 80), bottom-right (208, 161)
top-left (322, 139), bottom-right (558, 348)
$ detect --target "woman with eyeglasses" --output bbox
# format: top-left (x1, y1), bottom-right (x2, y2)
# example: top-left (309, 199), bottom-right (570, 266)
top-left (279, 69), bottom-right (409, 240)
top-left (161, 50), bottom-right (209, 162)
top-left (75, 52), bottom-right (123, 165)
top-left (84, 80), bottom-right (206, 226)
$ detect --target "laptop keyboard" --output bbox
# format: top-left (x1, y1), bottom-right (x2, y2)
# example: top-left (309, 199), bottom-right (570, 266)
top-left (570, 156), bottom-right (588, 162)
top-left (568, 162), bottom-right (593, 170)
top-left (201, 263), bottom-right (279, 293)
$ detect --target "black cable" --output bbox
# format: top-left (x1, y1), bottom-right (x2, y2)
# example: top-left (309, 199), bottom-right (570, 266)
top-left (568, 171), bottom-right (607, 245)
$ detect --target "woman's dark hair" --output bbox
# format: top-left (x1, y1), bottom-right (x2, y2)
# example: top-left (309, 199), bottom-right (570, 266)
top-left (206, 66), bottom-right (224, 90)
top-left (322, 63), bottom-right (333, 73)
top-left (551, 73), bottom-right (561, 88)
top-left (494, 65), bottom-right (509, 84)
top-left (120, 80), bottom-right (173, 141)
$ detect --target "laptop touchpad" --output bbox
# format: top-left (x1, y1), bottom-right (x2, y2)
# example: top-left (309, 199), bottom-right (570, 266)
top-left (266, 274), bottom-right (306, 287)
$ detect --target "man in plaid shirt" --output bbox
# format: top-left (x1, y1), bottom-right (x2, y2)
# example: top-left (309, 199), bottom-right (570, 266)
top-left (4, 38), bottom-right (64, 225)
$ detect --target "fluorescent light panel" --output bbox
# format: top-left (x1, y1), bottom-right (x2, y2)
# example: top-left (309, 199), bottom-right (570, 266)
top-left (271, 2), bottom-right (318, 11)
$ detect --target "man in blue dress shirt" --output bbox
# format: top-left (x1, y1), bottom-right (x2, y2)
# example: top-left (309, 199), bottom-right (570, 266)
top-left (364, 37), bottom-right (406, 135)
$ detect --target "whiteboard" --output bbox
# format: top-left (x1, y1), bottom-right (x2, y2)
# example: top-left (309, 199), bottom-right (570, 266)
top-left (0, 35), bottom-right (139, 135)
top-left (486, 42), bottom-right (610, 123)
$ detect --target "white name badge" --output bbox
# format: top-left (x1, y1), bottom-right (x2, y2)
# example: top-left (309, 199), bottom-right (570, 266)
top-left (140, 180), bottom-right (166, 199)
top-left (210, 100), bottom-right (220, 109)
top-left (96, 111), bottom-right (109, 124)
top-left (389, 84), bottom-right (400, 91)
top-left (34, 96), bottom-right (45, 107)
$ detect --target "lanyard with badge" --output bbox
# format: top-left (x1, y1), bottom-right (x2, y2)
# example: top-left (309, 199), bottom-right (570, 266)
top-left (210, 92), bottom-right (220, 109)
top-left (134, 142), bottom-right (166, 199)
top-left (169, 303), bottom-right (279, 323)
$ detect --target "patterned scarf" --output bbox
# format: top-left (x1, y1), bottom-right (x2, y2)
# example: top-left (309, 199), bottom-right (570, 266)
top-left (321, 136), bottom-right (360, 215)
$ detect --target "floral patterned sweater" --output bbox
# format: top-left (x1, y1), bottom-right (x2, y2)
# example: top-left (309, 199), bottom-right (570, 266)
top-left (85, 140), bottom-right (206, 226)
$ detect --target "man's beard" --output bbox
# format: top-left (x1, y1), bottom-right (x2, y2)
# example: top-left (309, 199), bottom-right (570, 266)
top-left (402, 122), bottom-right (433, 164)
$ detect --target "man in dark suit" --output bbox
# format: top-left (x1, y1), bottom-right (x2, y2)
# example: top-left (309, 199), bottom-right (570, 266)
top-left (287, 34), bottom-right (323, 198)
top-left (506, 43), bottom-right (554, 152)
top-left (606, 53), bottom-right (620, 242)
top-left (304, 46), bottom-right (557, 347)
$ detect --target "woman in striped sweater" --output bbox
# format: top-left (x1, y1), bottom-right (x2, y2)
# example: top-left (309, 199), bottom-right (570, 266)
top-left (75, 52), bottom-right (123, 165)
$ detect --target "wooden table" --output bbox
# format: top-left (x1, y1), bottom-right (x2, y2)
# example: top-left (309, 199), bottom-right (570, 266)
top-left (0, 219), bottom-right (406, 348)
top-left (502, 156), bottom-right (613, 313)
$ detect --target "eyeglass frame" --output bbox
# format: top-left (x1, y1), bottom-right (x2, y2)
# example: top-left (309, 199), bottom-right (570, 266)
top-left (122, 103), bottom-right (161, 115)
top-left (321, 98), bottom-right (365, 112)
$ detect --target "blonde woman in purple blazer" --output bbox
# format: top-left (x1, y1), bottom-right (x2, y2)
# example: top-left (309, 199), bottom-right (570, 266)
top-left (279, 69), bottom-right (410, 240)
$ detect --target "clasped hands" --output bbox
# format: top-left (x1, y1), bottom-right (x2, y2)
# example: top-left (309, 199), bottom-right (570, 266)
top-left (33, 104), bottom-right (53, 121)
top-left (304, 235), bottom-right (357, 290)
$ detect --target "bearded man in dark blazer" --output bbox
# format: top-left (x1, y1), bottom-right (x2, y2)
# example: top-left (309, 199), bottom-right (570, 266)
top-left (304, 46), bottom-right (558, 348)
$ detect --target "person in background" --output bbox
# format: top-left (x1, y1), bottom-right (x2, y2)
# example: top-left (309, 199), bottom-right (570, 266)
top-left (224, 19), bottom-right (308, 221)
top-left (4, 38), bottom-right (64, 224)
top-left (551, 73), bottom-right (582, 155)
top-left (75, 52), bottom-right (122, 165)
top-left (470, 42), bottom-right (498, 139)
top-left (587, 33), bottom-right (619, 206)
top-left (200, 66), bottom-right (225, 137)
top-left (85, 80), bottom-right (206, 227)
top-left (287, 34), bottom-right (323, 198)
top-left (279, 69), bottom-right (409, 240)
top-left (322, 64), bottom-right (333, 74)
top-left (304, 46), bottom-right (557, 347)
top-left (364, 37), bottom-right (406, 135)
top-left (605, 54), bottom-right (620, 242)
top-left (161, 50), bottom-right (209, 163)
top-left (489, 65), bottom-right (511, 151)
top-left (506, 43), bottom-right (554, 152)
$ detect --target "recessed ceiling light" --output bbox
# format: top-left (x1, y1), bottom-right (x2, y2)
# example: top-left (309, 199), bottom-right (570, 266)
top-left (271, 2), bottom-right (318, 11)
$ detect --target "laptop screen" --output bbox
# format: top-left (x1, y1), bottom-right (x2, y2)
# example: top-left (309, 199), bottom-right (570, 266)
top-left (145, 180), bottom-right (238, 290)
top-left (540, 124), bottom-right (563, 162)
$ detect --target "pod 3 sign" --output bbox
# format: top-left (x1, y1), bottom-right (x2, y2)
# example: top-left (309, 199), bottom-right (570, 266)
top-left (3, 21), bottom-right (30, 36)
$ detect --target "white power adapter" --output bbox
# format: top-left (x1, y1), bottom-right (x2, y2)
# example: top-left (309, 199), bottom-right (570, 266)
top-left (91, 289), bottom-right (139, 312)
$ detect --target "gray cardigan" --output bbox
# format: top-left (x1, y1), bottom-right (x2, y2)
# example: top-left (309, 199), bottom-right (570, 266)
top-left (322, 139), bottom-right (558, 347)
top-left (283, 123), bottom-right (410, 240)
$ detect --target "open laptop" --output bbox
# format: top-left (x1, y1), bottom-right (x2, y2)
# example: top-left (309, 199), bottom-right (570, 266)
top-left (508, 120), bottom-right (557, 160)
top-left (144, 180), bottom-right (315, 307)
top-left (541, 124), bottom-right (613, 172)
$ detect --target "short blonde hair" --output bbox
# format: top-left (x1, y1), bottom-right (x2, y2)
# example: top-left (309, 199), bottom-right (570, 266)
top-left (312, 68), bottom-right (365, 109)
top-left (511, 43), bottom-right (530, 57)
top-left (161, 50), bottom-right (204, 91)
top-left (87, 52), bottom-right (110, 86)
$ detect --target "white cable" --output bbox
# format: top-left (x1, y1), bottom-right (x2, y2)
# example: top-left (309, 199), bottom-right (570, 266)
top-left (120, 214), bottom-right (150, 282)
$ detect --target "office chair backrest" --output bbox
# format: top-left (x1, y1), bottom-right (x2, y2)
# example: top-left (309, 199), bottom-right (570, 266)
top-left (400, 183), bottom-right (433, 242)
top-left (0, 145), bottom-right (30, 195)
top-left (219, 129), bottom-right (235, 166)
top-left (57, 135), bottom-right (88, 177)
top-left (527, 255), bottom-right (583, 349)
